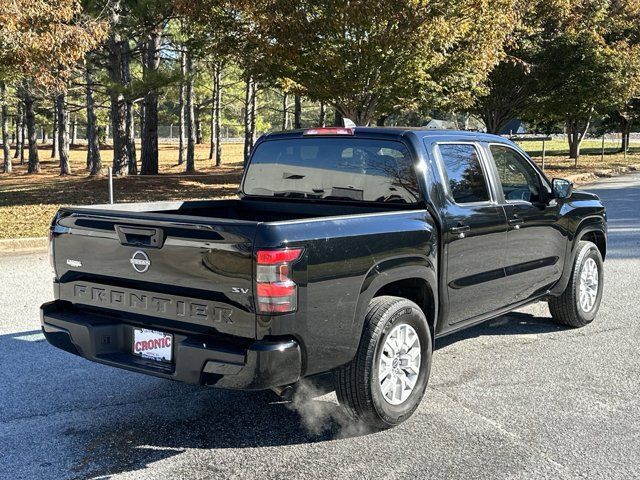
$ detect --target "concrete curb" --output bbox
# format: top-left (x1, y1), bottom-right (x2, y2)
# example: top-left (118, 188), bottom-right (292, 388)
top-left (0, 237), bottom-right (48, 254)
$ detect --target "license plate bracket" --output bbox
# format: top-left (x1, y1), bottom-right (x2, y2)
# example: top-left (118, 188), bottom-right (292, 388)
top-left (132, 328), bottom-right (173, 363)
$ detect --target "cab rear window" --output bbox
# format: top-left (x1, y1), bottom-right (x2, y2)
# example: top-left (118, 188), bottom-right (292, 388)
top-left (242, 138), bottom-right (420, 204)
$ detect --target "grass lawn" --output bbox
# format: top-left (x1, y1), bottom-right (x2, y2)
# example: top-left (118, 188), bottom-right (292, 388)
top-left (0, 143), bottom-right (244, 239)
top-left (517, 138), bottom-right (640, 177)
top-left (1, 137), bottom-right (639, 240)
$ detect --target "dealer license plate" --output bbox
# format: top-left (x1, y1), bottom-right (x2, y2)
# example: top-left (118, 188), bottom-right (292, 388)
top-left (132, 328), bottom-right (173, 363)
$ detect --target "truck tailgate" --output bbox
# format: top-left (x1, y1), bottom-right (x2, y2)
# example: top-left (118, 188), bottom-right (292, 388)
top-left (52, 208), bottom-right (258, 339)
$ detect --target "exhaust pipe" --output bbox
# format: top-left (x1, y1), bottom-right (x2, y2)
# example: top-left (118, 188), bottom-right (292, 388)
top-left (271, 385), bottom-right (295, 401)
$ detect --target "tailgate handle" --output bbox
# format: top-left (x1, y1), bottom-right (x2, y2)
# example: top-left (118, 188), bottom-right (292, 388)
top-left (116, 225), bottom-right (165, 248)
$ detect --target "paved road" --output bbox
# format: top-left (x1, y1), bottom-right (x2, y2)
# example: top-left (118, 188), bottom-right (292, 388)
top-left (1, 174), bottom-right (639, 480)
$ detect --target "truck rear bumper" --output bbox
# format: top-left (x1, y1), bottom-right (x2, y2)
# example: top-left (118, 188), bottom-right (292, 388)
top-left (40, 301), bottom-right (301, 390)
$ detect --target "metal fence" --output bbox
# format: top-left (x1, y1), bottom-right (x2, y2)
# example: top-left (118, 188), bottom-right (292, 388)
top-left (27, 124), bottom-right (255, 144)
top-left (25, 124), bottom-right (640, 146)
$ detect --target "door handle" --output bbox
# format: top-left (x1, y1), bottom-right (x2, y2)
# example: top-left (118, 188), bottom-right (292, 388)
top-left (508, 216), bottom-right (524, 229)
top-left (450, 224), bottom-right (470, 238)
top-left (115, 225), bottom-right (165, 248)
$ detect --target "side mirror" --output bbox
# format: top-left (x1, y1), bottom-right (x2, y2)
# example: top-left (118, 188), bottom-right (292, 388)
top-left (552, 178), bottom-right (573, 199)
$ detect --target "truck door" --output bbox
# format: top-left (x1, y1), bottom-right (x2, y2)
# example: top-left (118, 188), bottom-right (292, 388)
top-left (433, 143), bottom-right (511, 326)
top-left (486, 144), bottom-right (566, 303)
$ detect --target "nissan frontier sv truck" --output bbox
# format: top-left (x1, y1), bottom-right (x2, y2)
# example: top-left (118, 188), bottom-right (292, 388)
top-left (42, 127), bottom-right (606, 429)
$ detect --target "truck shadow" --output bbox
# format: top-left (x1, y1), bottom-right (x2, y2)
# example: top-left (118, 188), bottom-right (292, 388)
top-left (435, 311), bottom-right (563, 350)
top-left (2, 312), bottom-right (567, 478)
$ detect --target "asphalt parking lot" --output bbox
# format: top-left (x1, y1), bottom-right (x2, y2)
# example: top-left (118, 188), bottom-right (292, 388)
top-left (1, 173), bottom-right (639, 480)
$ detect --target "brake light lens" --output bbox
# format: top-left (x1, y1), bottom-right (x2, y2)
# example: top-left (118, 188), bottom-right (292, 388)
top-left (255, 248), bottom-right (303, 314)
top-left (303, 127), bottom-right (354, 136)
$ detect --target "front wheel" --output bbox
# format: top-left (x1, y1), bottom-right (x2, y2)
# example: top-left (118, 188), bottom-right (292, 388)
top-left (334, 296), bottom-right (432, 429)
top-left (549, 241), bottom-right (604, 328)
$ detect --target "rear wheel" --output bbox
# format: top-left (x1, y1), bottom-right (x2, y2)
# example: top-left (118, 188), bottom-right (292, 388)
top-left (549, 241), bottom-right (604, 327)
top-left (334, 296), bottom-right (432, 429)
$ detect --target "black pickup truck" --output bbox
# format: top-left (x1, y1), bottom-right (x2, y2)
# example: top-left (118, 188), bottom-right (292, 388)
top-left (41, 127), bottom-right (607, 428)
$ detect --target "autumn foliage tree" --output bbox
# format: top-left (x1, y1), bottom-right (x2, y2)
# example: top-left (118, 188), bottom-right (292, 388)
top-left (531, 0), bottom-right (640, 160)
top-left (0, 0), bottom-right (107, 173)
top-left (232, 0), bottom-right (519, 126)
top-left (475, 0), bottom-right (640, 158)
top-left (0, 0), bottom-right (107, 89)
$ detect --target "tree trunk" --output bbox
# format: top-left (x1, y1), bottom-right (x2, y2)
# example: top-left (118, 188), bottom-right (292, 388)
top-left (71, 116), bottom-right (77, 147)
top-left (567, 120), bottom-right (578, 161)
top-left (1, 82), bottom-right (11, 173)
top-left (480, 109), bottom-right (513, 135)
top-left (281, 92), bottom-right (288, 130)
top-left (122, 40), bottom-right (137, 175)
top-left (338, 104), bottom-right (377, 126)
top-left (463, 113), bottom-right (472, 131)
top-left (208, 96), bottom-right (214, 160)
top-left (140, 28), bottom-right (161, 175)
top-left (319, 102), bottom-right (326, 127)
top-left (178, 50), bottom-right (186, 165)
top-left (85, 65), bottom-right (102, 176)
top-left (208, 65), bottom-right (216, 160)
top-left (51, 100), bottom-right (57, 158)
top-left (20, 108), bottom-right (26, 164)
top-left (13, 102), bottom-right (22, 159)
top-left (623, 130), bottom-right (631, 154)
top-left (56, 93), bottom-right (71, 175)
top-left (294, 94), bottom-right (302, 129)
top-left (195, 105), bottom-right (204, 145)
top-left (618, 116), bottom-right (632, 154)
top-left (209, 106), bottom-right (216, 160)
top-left (376, 115), bottom-right (387, 126)
top-left (333, 108), bottom-right (343, 127)
top-left (23, 92), bottom-right (40, 173)
top-left (566, 117), bottom-right (591, 164)
top-left (185, 52), bottom-right (196, 173)
top-left (250, 81), bottom-right (257, 149)
top-left (213, 63), bottom-right (222, 167)
top-left (243, 77), bottom-right (251, 165)
top-left (107, 0), bottom-right (128, 176)
top-left (243, 77), bottom-right (257, 165)
top-left (126, 102), bottom-right (137, 174)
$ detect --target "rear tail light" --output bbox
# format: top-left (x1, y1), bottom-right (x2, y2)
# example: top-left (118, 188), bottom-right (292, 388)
top-left (303, 127), bottom-right (354, 136)
top-left (48, 228), bottom-right (55, 270)
top-left (255, 248), bottom-right (303, 314)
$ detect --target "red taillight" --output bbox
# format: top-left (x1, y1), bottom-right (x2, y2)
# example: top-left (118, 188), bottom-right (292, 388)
top-left (303, 127), bottom-right (354, 136)
top-left (257, 249), bottom-right (303, 264)
top-left (257, 282), bottom-right (296, 297)
top-left (255, 248), bottom-right (303, 314)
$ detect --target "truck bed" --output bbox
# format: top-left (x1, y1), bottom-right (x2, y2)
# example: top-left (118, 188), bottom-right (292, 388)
top-left (51, 198), bottom-right (418, 337)
top-left (73, 197), bottom-right (409, 223)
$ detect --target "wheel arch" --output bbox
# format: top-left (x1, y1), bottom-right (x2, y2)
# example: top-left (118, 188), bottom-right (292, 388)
top-left (551, 218), bottom-right (607, 296)
top-left (578, 229), bottom-right (606, 260)
top-left (351, 256), bottom-right (438, 351)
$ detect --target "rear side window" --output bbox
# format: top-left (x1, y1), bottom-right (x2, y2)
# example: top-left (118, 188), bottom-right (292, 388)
top-left (437, 144), bottom-right (490, 204)
top-left (243, 138), bottom-right (420, 203)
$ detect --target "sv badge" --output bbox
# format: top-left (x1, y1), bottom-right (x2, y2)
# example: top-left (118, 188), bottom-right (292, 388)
top-left (231, 287), bottom-right (250, 294)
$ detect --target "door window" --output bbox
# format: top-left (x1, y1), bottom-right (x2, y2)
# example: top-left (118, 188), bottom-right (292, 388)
top-left (437, 144), bottom-right (490, 204)
top-left (491, 146), bottom-right (542, 203)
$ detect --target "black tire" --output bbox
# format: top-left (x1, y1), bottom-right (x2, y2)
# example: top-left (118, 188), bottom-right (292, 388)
top-left (334, 296), bottom-right (432, 429)
top-left (549, 241), bottom-right (604, 328)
